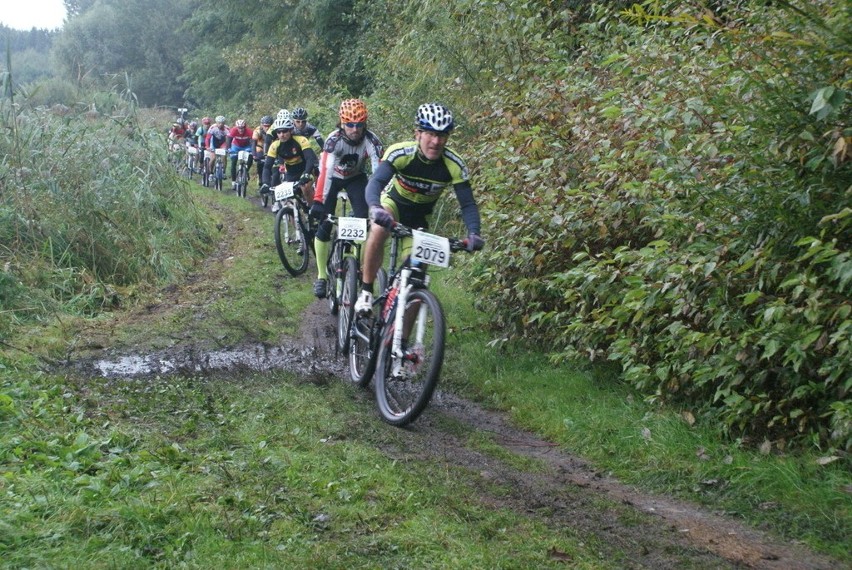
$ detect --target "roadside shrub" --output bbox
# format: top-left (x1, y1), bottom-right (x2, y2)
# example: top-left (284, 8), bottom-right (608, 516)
top-left (468, 1), bottom-right (851, 449)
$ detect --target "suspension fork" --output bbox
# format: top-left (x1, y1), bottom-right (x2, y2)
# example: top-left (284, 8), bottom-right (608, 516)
top-left (391, 268), bottom-right (413, 361)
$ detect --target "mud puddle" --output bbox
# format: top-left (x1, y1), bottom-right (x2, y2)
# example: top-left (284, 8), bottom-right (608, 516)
top-left (87, 342), bottom-right (344, 379)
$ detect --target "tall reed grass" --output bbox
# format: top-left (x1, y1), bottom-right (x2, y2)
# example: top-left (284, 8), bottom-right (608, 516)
top-left (0, 81), bottom-right (214, 336)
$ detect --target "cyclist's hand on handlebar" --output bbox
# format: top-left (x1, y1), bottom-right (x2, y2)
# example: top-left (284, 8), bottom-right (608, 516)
top-left (370, 206), bottom-right (394, 229)
top-left (309, 202), bottom-right (326, 220)
top-left (298, 173), bottom-right (313, 187)
top-left (465, 233), bottom-right (484, 252)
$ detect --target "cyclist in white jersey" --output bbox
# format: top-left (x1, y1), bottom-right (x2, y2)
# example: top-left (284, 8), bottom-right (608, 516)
top-left (309, 99), bottom-right (384, 299)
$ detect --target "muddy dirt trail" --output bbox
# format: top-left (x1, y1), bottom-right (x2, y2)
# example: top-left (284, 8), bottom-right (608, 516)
top-left (68, 197), bottom-right (843, 569)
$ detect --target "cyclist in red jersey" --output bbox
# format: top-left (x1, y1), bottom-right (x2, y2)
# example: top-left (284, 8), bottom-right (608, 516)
top-left (204, 115), bottom-right (229, 168)
top-left (226, 119), bottom-right (254, 190)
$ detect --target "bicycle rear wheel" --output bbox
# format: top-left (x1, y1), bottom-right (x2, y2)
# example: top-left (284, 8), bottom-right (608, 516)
top-left (374, 289), bottom-right (445, 426)
top-left (274, 204), bottom-right (310, 276)
top-left (377, 267), bottom-right (388, 297)
top-left (337, 256), bottom-right (359, 353)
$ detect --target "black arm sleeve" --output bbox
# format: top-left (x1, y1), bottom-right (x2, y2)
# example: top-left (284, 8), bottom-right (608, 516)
top-left (365, 161), bottom-right (395, 208)
top-left (454, 181), bottom-right (481, 236)
top-left (303, 149), bottom-right (318, 177)
top-left (262, 156), bottom-right (275, 186)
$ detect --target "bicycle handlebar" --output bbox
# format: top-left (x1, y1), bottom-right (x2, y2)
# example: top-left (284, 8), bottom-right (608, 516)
top-left (387, 222), bottom-right (470, 253)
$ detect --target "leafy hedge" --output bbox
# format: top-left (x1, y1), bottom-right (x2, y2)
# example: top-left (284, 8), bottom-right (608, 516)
top-left (467, 1), bottom-right (850, 449)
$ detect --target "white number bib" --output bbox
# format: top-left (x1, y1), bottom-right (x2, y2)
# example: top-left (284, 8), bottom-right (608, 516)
top-left (214, 148), bottom-right (227, 156)
top-left (412, 230), bottom-right (451, 268)
top-left (337, 217), bottom-right (368, 242)
top-left (274, 182), bottom-right (295, 201)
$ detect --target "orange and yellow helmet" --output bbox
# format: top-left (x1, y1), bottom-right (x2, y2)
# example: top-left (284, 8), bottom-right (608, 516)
top-left (338, 99), bottom-right (368, 123)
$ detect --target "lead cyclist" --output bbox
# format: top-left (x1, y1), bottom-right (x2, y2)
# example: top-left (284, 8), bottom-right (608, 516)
top-left (354, 102), bottom-right (484, 315)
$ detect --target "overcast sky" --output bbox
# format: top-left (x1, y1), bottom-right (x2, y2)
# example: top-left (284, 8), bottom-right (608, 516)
top-left (0, 0), bottom-right (67, 30)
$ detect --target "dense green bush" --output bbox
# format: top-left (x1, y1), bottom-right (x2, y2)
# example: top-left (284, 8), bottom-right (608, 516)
top-left (468, 1), bottom-right (850, 449)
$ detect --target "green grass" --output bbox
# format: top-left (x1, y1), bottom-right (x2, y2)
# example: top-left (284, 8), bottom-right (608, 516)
top-left (1, 369), bottom-right (614, 569)
top-left (435, 267), bottom-right (852, 562)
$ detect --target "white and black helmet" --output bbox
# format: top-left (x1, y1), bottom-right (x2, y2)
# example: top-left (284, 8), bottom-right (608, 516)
top-left (272, 117), bottom-right (294, 131)
top-left (415, 103), bottom-right (454, 133)
top-left (276, 108), bottom-right (290, 121)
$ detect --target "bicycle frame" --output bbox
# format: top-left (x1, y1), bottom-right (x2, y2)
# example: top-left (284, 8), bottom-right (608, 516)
top-left (236, 150), bottom-right (251, 197)
top-left (347, 222), bottom-right (466, 426)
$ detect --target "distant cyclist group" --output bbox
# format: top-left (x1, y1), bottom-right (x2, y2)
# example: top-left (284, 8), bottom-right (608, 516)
top-left (167, 100), bottom-right (485, 424)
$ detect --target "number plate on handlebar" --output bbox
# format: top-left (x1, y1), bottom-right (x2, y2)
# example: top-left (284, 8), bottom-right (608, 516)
top-left (214, 148), bottom-right (227, 156)
top-left (412, 230), bottom-right (451, 268)
top-left (237, 150), bottom-right (251, 162)
top-left (337, 217), bottom-right (367, 242)
top-left (273, 182), bottom-right (295, 201)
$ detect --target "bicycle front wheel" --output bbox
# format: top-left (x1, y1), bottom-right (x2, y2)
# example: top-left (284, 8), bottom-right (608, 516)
top-left (349, 309), bottom-right (380, 387)
top-left (337, 256), bottom-right (359, 353)
top-left (327, 240), bottom-right (344, 315)
top-left (214, 164), bottom-right (223, 191)
top-left (374, 289), bottom-right (445, 426)
top-left (274, 204), bottom-right (310, 276)
top-left (201, 158), bottom-right (210, 187)
top-left (238, 166), bottom-right (248, 197)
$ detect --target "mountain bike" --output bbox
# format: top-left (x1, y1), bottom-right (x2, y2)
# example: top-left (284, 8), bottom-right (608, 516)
top-left (200, 149), bottom-right (211, 187)
top-left (183, 144), bottom-right (199, 180)
top-left (272, 179), bottom-right (317, 276)
top-left (325, 211), bottom-right (368, 353)
top-left (213, 148), bottom-right (227, 191)
top-left (234, 150), bottom-right (251, 198)
top-left (324, 190), bottom-right (358, 315)
top-left (169, 141), bottom-right (185, 174)
top-left (347, 222), bottom-right (469, 426)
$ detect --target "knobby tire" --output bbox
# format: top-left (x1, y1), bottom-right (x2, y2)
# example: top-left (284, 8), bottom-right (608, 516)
top-left (374, 288), bottom-right (445, 426)
top-left (274, 204), bottom-right (310, 276)
top-left (337, 256), bottom-right (359, 353)
top-left (328, 240), bottom-right (344, 315)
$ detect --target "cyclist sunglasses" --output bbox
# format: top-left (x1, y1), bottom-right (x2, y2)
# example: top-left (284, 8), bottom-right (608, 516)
top-left (344, 121), bottom-right (365, 128)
